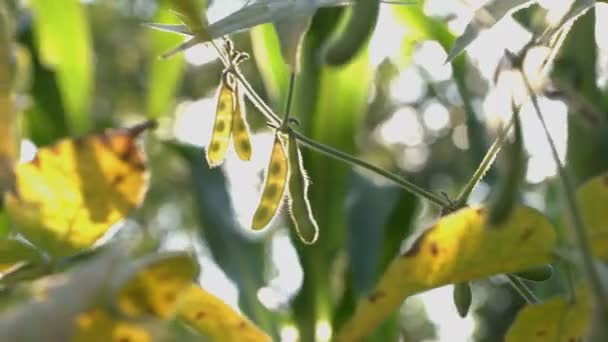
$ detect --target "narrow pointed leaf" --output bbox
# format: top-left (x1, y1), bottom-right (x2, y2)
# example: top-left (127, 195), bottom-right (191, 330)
top-left (576, 171), bottom-right (608, 259)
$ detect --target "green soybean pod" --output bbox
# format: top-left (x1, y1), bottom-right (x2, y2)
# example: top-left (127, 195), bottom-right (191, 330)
top-left (488, 107), bottom-right (525, 226)
top-left (514, 264), bottom-right (553, 282)
top-left (286, 131), bottom-right (319, 244)
top-left (321, 0), bottom-right (380, 66)
top-left (453, 282), bottom-right (472, 318)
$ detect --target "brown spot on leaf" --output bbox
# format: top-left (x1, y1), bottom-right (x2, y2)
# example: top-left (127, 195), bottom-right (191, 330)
top-left (112, 174), bottom-right (126, 186)
top-left (50, 144), bottom-right (61, 155)
top-left (194, 311), bottom-right (206, 320)
top-left (536, 330), bottom-right (546, 337)
top-left (403, 228), bottom-right (433, 257)
top-left (476, 207), bottom-right (486, 217)
top-left (117, 337), bottom-right (130, 342)
top-left (368, 290), bottom-right (385, 302)
top-left (603, 175), bottom-right (608, 186)
top-left (164, 291), bottom-right (176, 303)
top-left (30, 155), bottom-right (41, 168)
top-left (430, 242), bottom-right (439, 256)
top-left (238, 321), bottom-right (247, 329)
top-left (520, 227), bottom-right (533, 242)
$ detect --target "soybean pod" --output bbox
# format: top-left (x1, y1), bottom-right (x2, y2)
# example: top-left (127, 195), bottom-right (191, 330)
top-left (207, 72), bottom-right (235, 167)
top-left (232, 81), bottom-right (252, 161)
top-left (286, 131), bottom-right (319, 244)
top-left (252, 133), bottom-right (289, 230)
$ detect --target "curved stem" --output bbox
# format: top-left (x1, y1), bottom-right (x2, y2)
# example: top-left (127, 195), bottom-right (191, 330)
top-left (507, 274), bottom-right (539, 304)
top-left (292, 131), bottom-right (449, 207)
top-left (522, 72), bottom-right (608, 313)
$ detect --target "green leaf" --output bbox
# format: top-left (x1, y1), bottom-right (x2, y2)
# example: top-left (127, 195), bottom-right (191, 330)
top-left (29, 0), bottom-right (94, 134)
top-left (505, 289), bottom-right (590, 341)
top-left (337, 205), bottom-right (557, 340)
top-left (446, 0), bottom-right (534, 62)
top-left (147, 1), bottom-right (186, 118)
top-left (0, 239), bottom-right (44, 273)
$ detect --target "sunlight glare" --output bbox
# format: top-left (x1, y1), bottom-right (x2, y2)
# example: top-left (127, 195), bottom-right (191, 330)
top-left (173, 98), bottom-right (216, 147)
top-left (368, 5), bottom-right (407, 67)
top-left (19, 139), bottom-right (37, 163)
top-left (378, 106), bottom-right (423, 146)
top-left (185, 43), bottom-right (220, 66)
top-left (419, 285), bottom-right (475, 342)
top-left (413, 41), bottom-right (453, 82)
top-left (315, 320), bottom-right (333, 342)
top-left (390, 68), bottom-right (427, 104)
top-left (422, 101), bottom-right (450, 132)
top-left (280, 325), bottom-right (299, 342)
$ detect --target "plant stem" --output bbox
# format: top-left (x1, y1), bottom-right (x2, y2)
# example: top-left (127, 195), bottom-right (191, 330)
top-left (506, 274), bottom-right (539, 304)
top-left (522, 72), bottom-right (608, 313)
top-left (292, 131), bottom-right (449, 207)
top-left (280, 71), bottom-right (296, 131)
top-left (455, 119), bottom-right (514, 207)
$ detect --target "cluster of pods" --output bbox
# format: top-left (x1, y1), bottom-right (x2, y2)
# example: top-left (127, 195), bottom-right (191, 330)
top-left (206, 40), bottom-right (318, 244)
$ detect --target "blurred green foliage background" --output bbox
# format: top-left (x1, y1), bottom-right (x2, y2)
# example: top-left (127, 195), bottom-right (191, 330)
top-left (3, 0), bottom-right (608, 340)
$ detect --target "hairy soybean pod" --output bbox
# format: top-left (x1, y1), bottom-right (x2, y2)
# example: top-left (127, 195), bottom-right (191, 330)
top-left (286, 132), bottom-right (319, 244)
top-left (488, 106), bottom-right (525, 226)
top-left (232, 82), bottom-right (252, 161)
top-left (453, 282), bottom-right (472, 318)
top-left (252, 134), bottom-right (288, 230)
top-left (321, 0), bottom-right (380, 66)
top-left (514, 264), bottom-right (553, 282)
top-left (206, 74), bottom-right (234, 167)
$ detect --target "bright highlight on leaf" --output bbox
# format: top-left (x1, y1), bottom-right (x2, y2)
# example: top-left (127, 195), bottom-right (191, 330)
top-left (576, 171), bottom-right (608, 260)
top-left (5, 121), bottom-right (153, 258)
top-left (177, 284), bottom-right (271, 342)
top-left (505, 289), bottom-right (590, 341)
top-left (286, 132), bottom-right (318, 244)
top-left (252, 133), bottom-right (288, 230)
top-left (337, 205), bottom-right (556, 341)
top-left (113, 252), bottom-right (198, 319)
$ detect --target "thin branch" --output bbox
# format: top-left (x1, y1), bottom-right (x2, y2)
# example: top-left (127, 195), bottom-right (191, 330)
top-left (292, 131), bottom-right (449, 206)
top-left (455, 118), bottom-right (514, 207)
top-left (280, 71), bottom-right (296, 131)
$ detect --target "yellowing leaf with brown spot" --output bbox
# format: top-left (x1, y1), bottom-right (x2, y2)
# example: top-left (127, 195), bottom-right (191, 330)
top-left (113, 252), bottom-right (198, 319)
top-left (5, 122), bottom-right (153, 258)
top-left (337, 205), bottom-right (556, 341)
top-left (577, 172), bottom-right (608, 259)
top-left (73, 309), bottom-right (152, 342)
top-left (506, 289), bottom-right (590, 341)
top-left (177, 284), bottom-right (271, 342)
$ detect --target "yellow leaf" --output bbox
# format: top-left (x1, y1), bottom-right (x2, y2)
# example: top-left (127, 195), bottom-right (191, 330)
top-left (337, 205), bottom-right (556, 341)
top-left (114, 252), bottom-right (198, 319)
top-left (5, 122), bottom-right (153, 258)
top-left (577, 172), bottom-right (608, 259)
top-left (505, 289), bottom-right (590, 341)
top-left (73, 309), bottom-right (152, 342)
top-left (177, 284), bottom-right (271, 342)
top-left (252, 133), bottom-right (288, 230)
